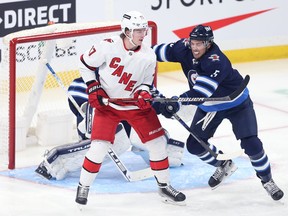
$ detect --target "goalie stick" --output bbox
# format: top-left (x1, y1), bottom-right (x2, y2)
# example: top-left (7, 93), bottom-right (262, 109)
top-left (45, 62), bottom-right (153, 182)
top-left (107, 148), bottom-right (153, 181)
top-left (172, 112), bottom-right (244, 160)
top-left (104, 75), bottom-right (250, 104)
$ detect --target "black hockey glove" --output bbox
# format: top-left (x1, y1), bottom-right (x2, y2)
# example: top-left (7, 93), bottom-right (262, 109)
top-left (159, 96), bottom-right (180, 119)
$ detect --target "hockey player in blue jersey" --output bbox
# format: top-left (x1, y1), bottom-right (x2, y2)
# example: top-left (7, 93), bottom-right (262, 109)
top-left (153, 24), bottom-right (284, 201)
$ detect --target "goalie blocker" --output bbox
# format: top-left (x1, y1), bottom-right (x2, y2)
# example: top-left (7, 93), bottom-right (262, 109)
top-left (35, 123), bottom-right (185, 180)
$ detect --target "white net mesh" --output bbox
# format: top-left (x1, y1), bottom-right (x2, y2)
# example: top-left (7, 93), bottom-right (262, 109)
top-left (0, 22), bottom-right (156, 169)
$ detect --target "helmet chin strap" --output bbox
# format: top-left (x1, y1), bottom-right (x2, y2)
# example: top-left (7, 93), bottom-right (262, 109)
top-left (124, 30), bottom-right (138, 47)
top-left (129, 38), bottom-right (137, 47)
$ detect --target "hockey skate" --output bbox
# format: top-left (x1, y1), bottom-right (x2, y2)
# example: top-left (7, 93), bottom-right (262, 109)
top-left (75, 184), bottom-right (90, 205)
top-left (208, 160), bottom-right (238, 189)
top-left (35, 162), bottom-right (52, 180)
top-left (262, 179), bottom-right (284, 201)
top-left (158, 183), bottom-right (186, 206)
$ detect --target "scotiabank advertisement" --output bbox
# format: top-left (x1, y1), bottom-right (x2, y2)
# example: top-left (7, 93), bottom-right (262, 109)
top-left (0, 0), bottom-right (287, 65)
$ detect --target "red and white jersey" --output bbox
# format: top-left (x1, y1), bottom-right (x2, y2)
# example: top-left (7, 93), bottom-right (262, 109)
top-left (79, 35), bottom-right (156, 110)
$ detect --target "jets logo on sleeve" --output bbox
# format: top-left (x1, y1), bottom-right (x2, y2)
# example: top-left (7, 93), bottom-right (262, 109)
top-left (208, 54), bottom-right (220, 61)
top-left (187, 69), bottom-right (198, 86)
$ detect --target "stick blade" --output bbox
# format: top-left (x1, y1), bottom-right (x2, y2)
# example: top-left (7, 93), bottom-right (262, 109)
top-left (127, 168), bottom-right (153, 181)
top-left (229, 75), bottom-right (250, 100)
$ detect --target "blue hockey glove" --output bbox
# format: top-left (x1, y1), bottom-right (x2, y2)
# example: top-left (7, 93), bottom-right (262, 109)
top-left (159, 96), bottom-right (180, 119)
top-left (151, 89), bottom-right (165, 115)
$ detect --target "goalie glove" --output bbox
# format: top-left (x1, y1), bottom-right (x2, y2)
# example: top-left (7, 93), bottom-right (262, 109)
top-left (86, 81), bottom-right (109, 109)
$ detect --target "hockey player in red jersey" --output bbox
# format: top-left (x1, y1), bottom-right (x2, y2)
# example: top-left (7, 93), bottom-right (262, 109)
top-left (75, 11), bottom-right (186, 206)
top-left (34, 76), bottom-right (185, 181)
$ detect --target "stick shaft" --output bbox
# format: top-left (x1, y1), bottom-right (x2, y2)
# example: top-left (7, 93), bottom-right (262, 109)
top-left (107, 75), bottom-right (250, 104)
top-left (173, 113), bottom-right (243, 160)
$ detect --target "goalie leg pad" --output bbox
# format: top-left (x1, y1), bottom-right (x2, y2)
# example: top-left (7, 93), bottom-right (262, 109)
top-left (35, 140), bottom-right (91, 180)
top-left (35, 161), bottom-right (53, 180)
top-left (130, 128), bottom-right (185, 167)
top-left (166, 138), bottom-right (185, 167)
top-left (36, 123), bottom-right (131, 180)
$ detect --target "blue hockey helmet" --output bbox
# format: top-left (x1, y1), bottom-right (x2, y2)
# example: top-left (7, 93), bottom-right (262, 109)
top-left (189, 25), bottom-right (214, 43)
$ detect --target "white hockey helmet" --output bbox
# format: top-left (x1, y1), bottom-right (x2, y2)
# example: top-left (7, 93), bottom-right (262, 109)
top-left (121, 11), bottom-right (148, 34)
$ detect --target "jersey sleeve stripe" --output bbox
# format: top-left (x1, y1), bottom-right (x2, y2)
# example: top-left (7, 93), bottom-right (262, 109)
top-left (199, 88), bottom-right (249, 112)
top-left (160, 44), bottom-right (169, 62)
top-left (69, 91), bottom-right (88, 100)
top-left (193, 85), bottom-right (212, 97)
top-left (153, 43), bottom-right (168, 62)
top-left (196, 76), bottom-right (218, 90)
top-left (70, 82), bottom-right (87, 89)
top-left (80, 54), bottom-right (97, 71)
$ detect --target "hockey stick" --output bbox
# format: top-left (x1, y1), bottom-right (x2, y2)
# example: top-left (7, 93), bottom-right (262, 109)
top-left (105, 75), bottom-right (250, 104)
top-left (107, 148), bottom-right (153, 181)
top-left (45, 62), bottom-right (153, 182)
top-left (172, 113), bottom-right (244, 160)
top-left (45, 63), bottom-right (86, 117)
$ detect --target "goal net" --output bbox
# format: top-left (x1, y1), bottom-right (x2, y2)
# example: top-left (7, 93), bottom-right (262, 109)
top-left (0, 21), bottom-right (157, 170)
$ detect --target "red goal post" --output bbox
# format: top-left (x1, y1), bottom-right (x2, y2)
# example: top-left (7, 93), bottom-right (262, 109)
top-left (0, 21), bottom-right (158, 170)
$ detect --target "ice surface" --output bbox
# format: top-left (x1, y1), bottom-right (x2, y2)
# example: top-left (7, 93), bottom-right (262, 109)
top-left (0, 59), bottom-right (288, 216)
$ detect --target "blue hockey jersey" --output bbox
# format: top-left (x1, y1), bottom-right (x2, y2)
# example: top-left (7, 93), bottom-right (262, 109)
top-left (153, 39), bottom-right (249, 112)
top-left (67, 77), bottom-right (88, 117)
